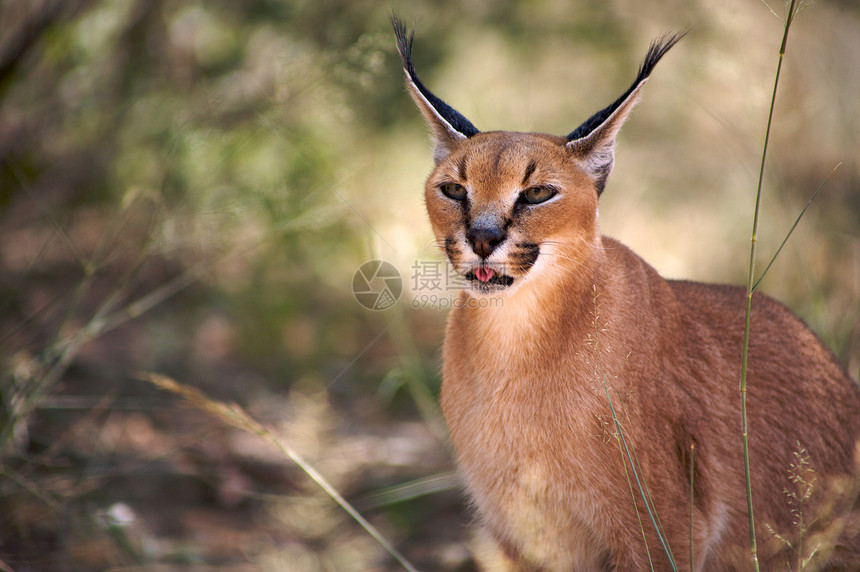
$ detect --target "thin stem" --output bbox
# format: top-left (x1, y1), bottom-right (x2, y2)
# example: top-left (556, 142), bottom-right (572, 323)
top-left (592, 292), bottom-right (676, 570)
top-left (740, 1), bottom-right (797, 569)
top-left (689, 443), bottom-right (696, 571)
top-left (752, 162), bottom-right (841, 292)
top-left (143, 373), bottom-right (420, 572)
top-left (618, 430), bottom-right (656, 570)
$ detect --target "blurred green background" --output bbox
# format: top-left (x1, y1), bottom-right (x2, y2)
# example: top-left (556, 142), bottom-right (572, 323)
top-left (0, 0), bottom-right (858, 570)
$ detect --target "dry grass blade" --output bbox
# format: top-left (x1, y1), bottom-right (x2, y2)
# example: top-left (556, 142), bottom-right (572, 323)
top-left (355, 472), bottom-right (459, 510)
top-left (139, 372), bottom-right (421, 572)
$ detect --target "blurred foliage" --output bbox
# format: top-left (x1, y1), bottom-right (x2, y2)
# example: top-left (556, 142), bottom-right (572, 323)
top-left (0, 0), bottom-right (858, 570)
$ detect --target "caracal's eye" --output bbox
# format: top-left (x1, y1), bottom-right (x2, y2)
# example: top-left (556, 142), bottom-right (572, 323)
top-left (520, 186), bottom-right (557, 205)
top-left (440, 183), bottom-right (467, 201)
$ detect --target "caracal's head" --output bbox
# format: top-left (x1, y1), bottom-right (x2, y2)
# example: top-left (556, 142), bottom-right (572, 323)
top-left (393, 17), bottom-right (682, 298)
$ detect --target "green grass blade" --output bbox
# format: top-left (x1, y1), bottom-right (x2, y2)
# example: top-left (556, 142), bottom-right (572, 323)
top-left (690, 443), bottom-right (696, 571)
top-left (740, 1), bottom-right (799, 569)
top-left (752, 163), bottom-right (841, 293)
top-left (616, 431), bottom-right (656, 570)
top-left (592, 292), bottom-right (677, 571)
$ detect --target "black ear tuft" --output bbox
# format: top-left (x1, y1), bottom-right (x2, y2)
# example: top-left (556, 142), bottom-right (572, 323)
top-left (391, 16), bottom-right (480, 139)
top-left (567, 32), bottom-right (685, 142)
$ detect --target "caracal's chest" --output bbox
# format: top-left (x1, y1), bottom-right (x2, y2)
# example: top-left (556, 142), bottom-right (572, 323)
top-left (441, 323), bottom-right (614, 567)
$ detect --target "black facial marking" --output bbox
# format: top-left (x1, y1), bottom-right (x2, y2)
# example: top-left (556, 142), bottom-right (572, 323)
top-left (521, 161), bottom-right (536, 187)
top-left (457, 155), bottom-right (468, 181)
top-left (444, 236), bottom-right (457, 259)
top-left (490, 146), bottom-right (509, 175)
top-left (513, 242), bottom-right (540, 271)
top-left (511, 199), bottom-right (529, 223)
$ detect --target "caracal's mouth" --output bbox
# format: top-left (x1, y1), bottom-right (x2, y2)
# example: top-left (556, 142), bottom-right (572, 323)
top-left (465, 265), bottom-right (515, 290)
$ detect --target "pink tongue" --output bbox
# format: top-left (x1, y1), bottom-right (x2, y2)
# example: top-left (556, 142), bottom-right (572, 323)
top-left (475, 267), bottom-right (495, 283)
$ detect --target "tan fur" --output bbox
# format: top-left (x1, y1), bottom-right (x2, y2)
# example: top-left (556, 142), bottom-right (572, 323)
top-left (396, 22), bottom-right (860, 570)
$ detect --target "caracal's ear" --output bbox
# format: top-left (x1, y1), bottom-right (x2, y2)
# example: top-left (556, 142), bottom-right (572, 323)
top-left (392, 16), bottom-right (480, 164)
top-left (566, 33), bottom-right (685, 196)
